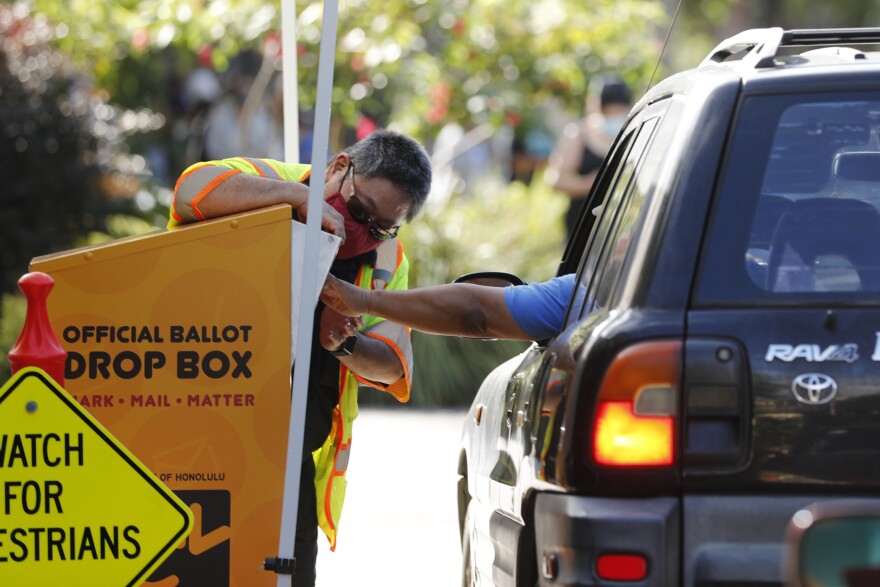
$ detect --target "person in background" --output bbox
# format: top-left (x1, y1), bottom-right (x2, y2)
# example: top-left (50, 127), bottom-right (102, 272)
top-left (170, 129), bottom-right (432, 587)
top-left (545, 73), bottom-right (632, 239)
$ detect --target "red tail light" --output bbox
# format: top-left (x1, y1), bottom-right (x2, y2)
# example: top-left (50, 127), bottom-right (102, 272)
top-left (596, 553), bottom-right (648, 581)
top-left (592, 341), bottom-right (680, 467)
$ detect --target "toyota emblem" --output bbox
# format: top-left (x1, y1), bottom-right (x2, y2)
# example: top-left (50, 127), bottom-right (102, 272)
top-left (791, 373), bottom-right (838, 405)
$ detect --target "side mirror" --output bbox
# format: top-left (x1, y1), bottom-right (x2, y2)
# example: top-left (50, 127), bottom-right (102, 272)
top-left (786, 500), bottom-right (880, 587)
top-left (453, 271), bottom-right (526, 288)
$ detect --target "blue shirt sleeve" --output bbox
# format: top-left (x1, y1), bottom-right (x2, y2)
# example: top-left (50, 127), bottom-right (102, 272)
top-left (503, 274), bottom-right (576, 340)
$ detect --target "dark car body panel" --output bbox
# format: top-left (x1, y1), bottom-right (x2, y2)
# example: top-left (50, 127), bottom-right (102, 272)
top-left (685, 309), bottom-right (880, 491)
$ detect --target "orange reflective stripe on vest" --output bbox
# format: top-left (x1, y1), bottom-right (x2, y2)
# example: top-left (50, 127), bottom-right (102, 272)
top-left (172, 164), bottom-right (241, 224)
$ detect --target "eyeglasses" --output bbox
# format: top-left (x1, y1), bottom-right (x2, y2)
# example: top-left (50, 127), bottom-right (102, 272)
top-left (345, 163), bottom-right (400, 240)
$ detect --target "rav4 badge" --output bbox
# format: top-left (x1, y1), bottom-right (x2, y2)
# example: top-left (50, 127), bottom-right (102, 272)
top-left (765, 343), bottom-right (858, 363)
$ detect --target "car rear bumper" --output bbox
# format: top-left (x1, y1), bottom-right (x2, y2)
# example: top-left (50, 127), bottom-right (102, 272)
top-left (682, 494), bottom-right (880, 587)
top-left (533, 494), bottom-right (679, 586)
top-left (534, 492), bottom-right (880, 587)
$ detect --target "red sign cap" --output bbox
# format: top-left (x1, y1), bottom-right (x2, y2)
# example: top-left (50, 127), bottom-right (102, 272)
top-left (8, 271), bottom-right (68, 385)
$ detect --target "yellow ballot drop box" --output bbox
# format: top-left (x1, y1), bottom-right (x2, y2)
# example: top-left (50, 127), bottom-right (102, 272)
top-left (28, 205), bottom-right (339, 586)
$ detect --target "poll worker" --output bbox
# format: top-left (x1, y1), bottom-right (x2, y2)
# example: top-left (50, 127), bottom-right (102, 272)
top-left (170, 129), bottom-right (432, 586)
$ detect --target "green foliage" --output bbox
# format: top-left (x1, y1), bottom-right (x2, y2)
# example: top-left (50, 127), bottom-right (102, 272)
top-left (32, 0), bottom-right (666, 144)
top-left (0, 294), bottom-right (26, 383)
top-left (670, 0), bottom-right (880, 74)
top-left (0, 3), bottom-right (163, 299)
top-left (323, 0), bottom-right (665, 140)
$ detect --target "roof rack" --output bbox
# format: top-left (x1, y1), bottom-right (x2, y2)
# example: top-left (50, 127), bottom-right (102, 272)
top-left (700, 27), bottom-right (880, 69)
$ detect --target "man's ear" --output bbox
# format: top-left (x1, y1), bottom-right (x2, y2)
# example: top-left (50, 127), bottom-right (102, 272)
top-left (324, 152), bottom-right (351, 183)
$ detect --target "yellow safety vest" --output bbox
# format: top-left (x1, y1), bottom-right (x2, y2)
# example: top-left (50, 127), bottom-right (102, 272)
top-left (313, 239), bottom-right (412, 551)
top-left (168, 157), bottom-right (312, 227)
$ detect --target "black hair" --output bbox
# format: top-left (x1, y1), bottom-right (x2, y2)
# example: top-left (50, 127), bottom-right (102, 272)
top-left (590, 73), bottom-right (632, 108)
top-left (344, 130), bottom-right (432, 221)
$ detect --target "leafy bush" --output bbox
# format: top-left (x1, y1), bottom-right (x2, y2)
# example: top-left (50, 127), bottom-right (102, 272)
top-left (0, 3), bottom-right (161, 300)
top-left (0, 3), bottom-right (168, 382)
top-left (0, 293), bottom-right (26, 383)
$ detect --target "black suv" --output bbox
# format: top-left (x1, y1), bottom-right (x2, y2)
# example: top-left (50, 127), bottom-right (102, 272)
top-left (457, 28), bottom-right (880, 587)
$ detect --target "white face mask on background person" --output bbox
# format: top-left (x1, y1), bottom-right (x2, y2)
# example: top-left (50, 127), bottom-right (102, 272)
top-left (601, 114), bottom-right (627, 139)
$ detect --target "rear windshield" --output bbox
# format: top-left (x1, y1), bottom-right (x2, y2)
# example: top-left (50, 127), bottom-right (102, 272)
top-left (697, 91), bottom-right (880, 305)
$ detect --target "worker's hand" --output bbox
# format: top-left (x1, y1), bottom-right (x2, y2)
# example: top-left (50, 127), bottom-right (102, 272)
top-left (297, 200), bottom-right (346, 241)
top-left (320, 275), bottom-right (370, 317)
top-left (319, 306), bottom-right (363, 352)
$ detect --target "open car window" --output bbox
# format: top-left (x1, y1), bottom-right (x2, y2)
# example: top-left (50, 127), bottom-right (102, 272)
top-left (565, 116), bottom-right (661, 329)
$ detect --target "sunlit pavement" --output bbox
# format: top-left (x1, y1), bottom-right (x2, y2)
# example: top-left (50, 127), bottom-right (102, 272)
top-left (316, 406), bottom-right (467, 586)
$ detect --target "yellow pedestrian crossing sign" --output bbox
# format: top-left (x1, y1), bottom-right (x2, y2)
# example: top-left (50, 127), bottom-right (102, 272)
top-left (0, 367), bottom-right (193, 586)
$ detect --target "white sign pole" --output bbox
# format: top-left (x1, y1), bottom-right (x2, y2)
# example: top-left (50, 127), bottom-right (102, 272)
top-left (276, 0), bottom-right (339, 585)
top-left (281, 0), bottom-right (299, 163)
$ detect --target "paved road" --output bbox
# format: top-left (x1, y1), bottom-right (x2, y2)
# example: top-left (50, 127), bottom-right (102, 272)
top-left (316, 406), bottom-right (468, 586)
